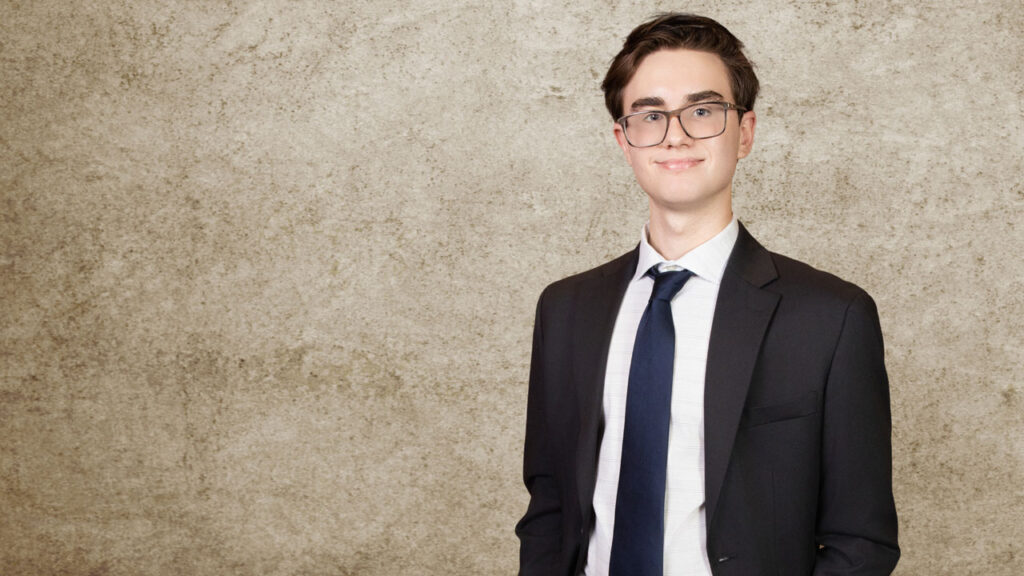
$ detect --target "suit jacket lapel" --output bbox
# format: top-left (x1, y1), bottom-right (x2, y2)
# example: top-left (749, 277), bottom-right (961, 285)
top-left (704, 223), bottom-right (780, 525)
top-left (573, 248), bottom-right (638, 521)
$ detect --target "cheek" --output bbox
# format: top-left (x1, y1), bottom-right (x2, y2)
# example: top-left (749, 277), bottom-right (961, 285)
top-left (711, 140), bottom-right (740, 166)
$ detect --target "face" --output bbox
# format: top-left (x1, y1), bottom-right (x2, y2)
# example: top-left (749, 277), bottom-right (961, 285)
top-left (614, 48), bottom-right (756, 218)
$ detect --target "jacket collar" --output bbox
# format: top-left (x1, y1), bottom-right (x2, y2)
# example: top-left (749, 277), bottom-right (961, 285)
top-left (703, 222), bottom-right (779, 524)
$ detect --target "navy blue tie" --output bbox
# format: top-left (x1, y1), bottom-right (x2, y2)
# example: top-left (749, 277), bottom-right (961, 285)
top-left (609, 265), bottom-right (694, 576)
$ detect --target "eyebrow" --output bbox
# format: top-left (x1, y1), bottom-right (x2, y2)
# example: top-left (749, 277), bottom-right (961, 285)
top-left (628, 90), bottom-right (726, 112)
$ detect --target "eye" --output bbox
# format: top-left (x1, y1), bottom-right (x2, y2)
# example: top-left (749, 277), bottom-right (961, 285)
top-left (641, 111), bottom-right (665, 123)
top-left (691, 106), bottom-right (712, 118)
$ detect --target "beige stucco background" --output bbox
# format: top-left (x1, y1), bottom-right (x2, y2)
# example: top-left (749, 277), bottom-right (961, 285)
top-left (2, 1), bottom-right (1022, 574)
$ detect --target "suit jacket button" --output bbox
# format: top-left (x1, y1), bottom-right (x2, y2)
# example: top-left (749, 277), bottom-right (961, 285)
top-left (717, 556), bottom-right (731, 563)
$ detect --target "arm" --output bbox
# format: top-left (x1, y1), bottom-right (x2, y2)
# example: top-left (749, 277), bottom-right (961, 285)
top-left (814, 291), bottom-right (900, 574)
top-left (515, 290), bottom-right (563, 575)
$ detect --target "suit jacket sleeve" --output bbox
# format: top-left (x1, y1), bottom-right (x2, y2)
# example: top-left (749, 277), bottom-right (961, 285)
top-left (814, 291), bottom-right (900, 574)
top-left (516, 288), bottom-right (564, 574)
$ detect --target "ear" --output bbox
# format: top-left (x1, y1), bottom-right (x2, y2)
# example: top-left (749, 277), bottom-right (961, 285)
top-left (613, 122), bottom-right (634, 166)
top-left (736, 109), bottom-right (756, 159)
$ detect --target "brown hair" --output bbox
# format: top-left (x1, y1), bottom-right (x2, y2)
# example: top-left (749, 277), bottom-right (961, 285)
top-left (602, 13), bottom-right (759, 120)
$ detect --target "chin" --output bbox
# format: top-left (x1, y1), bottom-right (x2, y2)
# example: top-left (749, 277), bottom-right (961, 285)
top-left (647, 186), bottom-right (728, 213)
top-left (649, 185), bottom-right (707, 203)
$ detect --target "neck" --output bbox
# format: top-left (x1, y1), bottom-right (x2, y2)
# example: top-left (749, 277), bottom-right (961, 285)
top-left (647, 204), bottom-right (733, 261)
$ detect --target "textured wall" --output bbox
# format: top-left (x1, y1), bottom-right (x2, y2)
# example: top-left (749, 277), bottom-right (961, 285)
top-left (2, 1), bottom-right (1021, 574)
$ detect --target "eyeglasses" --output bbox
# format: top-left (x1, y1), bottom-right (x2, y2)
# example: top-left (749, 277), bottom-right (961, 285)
top-left (617, 101), bottom-right (747, 147)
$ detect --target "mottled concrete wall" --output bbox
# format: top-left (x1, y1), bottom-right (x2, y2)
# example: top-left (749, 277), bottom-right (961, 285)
top-left (1, 1), bottom-right (1021, 574)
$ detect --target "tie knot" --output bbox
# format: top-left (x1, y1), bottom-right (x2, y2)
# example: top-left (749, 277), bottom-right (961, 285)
top-left (646, 266), bottom-right (694, 302)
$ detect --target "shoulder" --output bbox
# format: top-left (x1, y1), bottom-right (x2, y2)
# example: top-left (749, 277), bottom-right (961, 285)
top-left (732, 223), bottom-right (873, 310)
top-left (536, 247), bottom-right (638, 309)
top-left (769, 251), bottom-right (863, 296)
top-left (766, 250), bottom-right (878, 316)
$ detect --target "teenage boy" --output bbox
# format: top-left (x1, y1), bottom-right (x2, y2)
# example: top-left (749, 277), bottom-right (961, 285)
top-left (516, 13), bottom-right (899, 576)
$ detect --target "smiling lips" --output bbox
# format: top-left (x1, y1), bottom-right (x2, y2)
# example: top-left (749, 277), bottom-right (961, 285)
top-left (656, 158), bottom-right (703, 171)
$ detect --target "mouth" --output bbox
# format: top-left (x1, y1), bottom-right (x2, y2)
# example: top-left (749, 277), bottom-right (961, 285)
top-left (656, 158), bottom-right (703, 171)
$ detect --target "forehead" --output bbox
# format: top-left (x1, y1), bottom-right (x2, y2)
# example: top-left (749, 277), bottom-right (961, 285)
top-left (623, 48), bottom-right (734, 106)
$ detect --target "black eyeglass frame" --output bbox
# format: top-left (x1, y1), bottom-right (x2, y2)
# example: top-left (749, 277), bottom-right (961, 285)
top-left (616, 101), bottom-right (748, 148)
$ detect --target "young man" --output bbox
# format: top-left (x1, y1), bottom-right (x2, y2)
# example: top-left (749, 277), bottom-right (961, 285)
top-left (516, 13), bottom-right (899, 576)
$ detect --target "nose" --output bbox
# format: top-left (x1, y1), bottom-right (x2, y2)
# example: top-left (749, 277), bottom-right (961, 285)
top-left (663, 113), bottom-right (693, 147)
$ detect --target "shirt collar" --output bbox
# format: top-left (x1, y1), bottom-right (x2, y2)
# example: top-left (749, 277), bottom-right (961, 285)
top-left (634, 216), bottom-right (739, 285)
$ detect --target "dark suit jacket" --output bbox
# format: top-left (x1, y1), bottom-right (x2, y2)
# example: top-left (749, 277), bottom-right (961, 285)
top-left (516, 223), bottom-right (899, 575)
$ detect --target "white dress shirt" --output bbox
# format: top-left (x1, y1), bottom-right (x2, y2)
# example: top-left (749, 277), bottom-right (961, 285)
top-left (585, 217), bottom-right (739, 576)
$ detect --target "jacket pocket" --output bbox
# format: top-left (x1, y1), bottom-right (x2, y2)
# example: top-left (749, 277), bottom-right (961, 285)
top-left (741, 391), bottom-right (819, 428)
